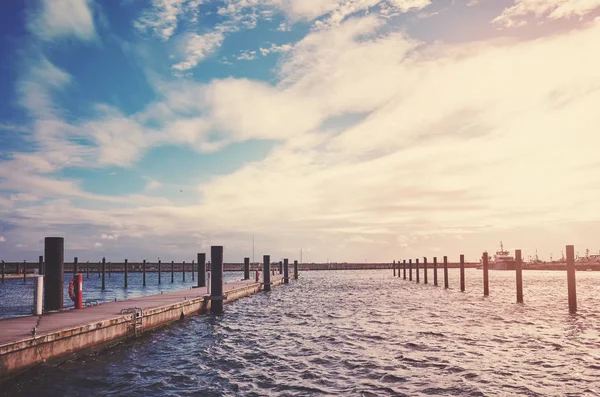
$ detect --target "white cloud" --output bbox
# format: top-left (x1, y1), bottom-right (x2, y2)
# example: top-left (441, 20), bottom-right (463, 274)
top-left (237, 50), bottom-right (257, 60)
top-left (28, 0), bottom-right (96, 41)
top-left (145, 180), bottom-right (163, 191)
top-left (494, 0), bottom-right (600, 27)
top-left (259, 43), bottom-right (292, 56)
top-left (134, 0), bottom-right (187, 41)
top-left (172, 32), bottom-right (225, 71)
top-left (93, 242), bottom-right (103, 248)
top-left (0, 236), bottom-right (6, 243)
top-left (100, 233), bottom-right (118, 240)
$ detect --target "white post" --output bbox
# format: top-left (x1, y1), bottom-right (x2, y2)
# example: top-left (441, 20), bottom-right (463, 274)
top-left (33, 275), bottom-right (44, 315)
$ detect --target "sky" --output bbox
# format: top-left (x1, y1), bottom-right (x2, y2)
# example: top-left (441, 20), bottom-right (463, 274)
top-left (0, 0), bottom-right (599, 264)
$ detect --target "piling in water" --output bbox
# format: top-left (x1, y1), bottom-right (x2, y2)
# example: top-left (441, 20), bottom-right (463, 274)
top-left (244, 257), bottom-right (250, 280)
top-left (566, 245), bottom-right (577, 313)
top-left (403, 260), bottom-right (406, 280)
top-left (443, 256), bottom-right (449, 289)
top-left (44, 237), bottom-right (64, 311)
top-left (143, 260), bottom-right (146, 287)
top-left (279, 261), bottom-right (283, 274)
top-left (1, 261), bottom-right (4, 283)
top-left (171, 261), bottom-right (174, 283)
top-left (409, 259), bottom-right (413, 281)
top-left (515, 249), bottom-right (523, 303)
top-left (23, 261), bottom-right (26, 283)
top-left (192, 260), bottom-right (195, 281)
top-left (460, 254), bottom-right (465, 292)
top-left (158, 260), bottom-right (161, 284)
top-left (198, 253), bottom-right (206, 287)
top-left (183, 261), bottom-right (186, 282)
top-left (423, 257), bottom-right (428, 285)
top-left (86, 262), bottom-right (89, 278)
top-left (416, 258), bottom-right (420, 283)
top-left (101, 257), bottom-right (106, 290)
top-left (263, 255), bottom-right (271, 292)
top-left (40, 255), bottom-right (44, 275)
top-left (393, 261), bottom-right (396, 277)
top-left (294, 260), bottom-right (298, 280)
top-left (483, 252), bottom-right (489, 296)
top-left (210, 246), bottom-right (224, 315)
top-left (433, 257), bottom-right (438, 286)
top-left (108, 261), bottom-right (111, 277)
top-left (73, 256), bottom-right (78, 275)
top-left (124, 259), bottom-right (128, 288)
top-left (283, 258), bottom-right (289, 284)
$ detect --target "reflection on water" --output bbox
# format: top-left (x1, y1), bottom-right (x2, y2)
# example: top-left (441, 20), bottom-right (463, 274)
top-left (2, 269), bottom-right (599, 396)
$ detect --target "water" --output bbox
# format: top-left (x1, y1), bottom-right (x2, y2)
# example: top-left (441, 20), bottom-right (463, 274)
top-left (2, 269), bottom-right (600, 396)
top-left (0, 271), bottom-right (245, 319)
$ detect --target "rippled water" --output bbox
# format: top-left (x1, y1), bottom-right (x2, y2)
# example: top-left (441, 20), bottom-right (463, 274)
top-left (2, 269), bottom-right (600, 396)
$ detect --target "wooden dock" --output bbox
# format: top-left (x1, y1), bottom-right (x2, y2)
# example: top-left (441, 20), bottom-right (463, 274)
top-left (0, 275), bottom-right (286, 380)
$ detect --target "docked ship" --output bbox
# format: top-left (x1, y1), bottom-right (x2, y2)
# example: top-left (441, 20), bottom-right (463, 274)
top-left (488, 241), bottom-right (515, 270)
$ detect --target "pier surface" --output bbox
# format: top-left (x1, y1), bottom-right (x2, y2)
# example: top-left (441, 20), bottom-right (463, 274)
top-left (0, 275), bottom-right (285, 380)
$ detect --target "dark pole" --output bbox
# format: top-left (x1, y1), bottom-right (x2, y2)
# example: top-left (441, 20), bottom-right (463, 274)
top-left (279, 261), bottom-right (283, 274)
top-left (158, 260), bottom-right (161, 284)
top-left (409, 259), bottom-right (412, 281)
top-left (483, 252), bottom-right (489, 296)
top-left (171, 260), bottom-right (174, 283)
top-left (515, 249), bottom-right (523, 303)
top-left (198, 253), bottom-right (206, 287)
top-left (108, 261), bottom-right (111, 277)
top-left (39, 255), bottom-right (44, 275)
top-left (73, 256), bottom-right (78, 275)
top-left (416, 258), bottom-right (420, 283)
top-left (263, 255), bottom-right (271, 292)
top-left (244, 257), bottom-right (250, 280)
top-left (433, 257), bottom-right (438, 286)
top-left (284, 258), bottom-right (289, 284)
top-left (443, 256), bottom-right (449, 289)
top-left (183, 261), bottom-right (186, 282)
top-left (143, 259), bottom-right (146, 286)
top-left (423, 257), bottom-right (428, 285)
top-left (1, 261), bottom-right (4, 283)
top-left (403, 260), bottom-right (406, 280)
top-left (210, 246), bottom-right (224, 315)
top-left (294, 260), bottom-right (298, 280)
top-left (192, 260), bottom-right (195, 281)
top-left (460, 254), bottom-right (465, 292)
top-left (393, 261), bottom-right (396, 277)
top-left (101, 257), bottom-right (106, 290)
top-left (86, 261), bottom-right (89, 278)
top-left (124, 259), bottom-right (128, 288)
top-left (44, 237), bottom-right (64, 311)
top-left (23, 260), bottom-right (26, 283)
top-left (566, 245), bottom-right (577, 313)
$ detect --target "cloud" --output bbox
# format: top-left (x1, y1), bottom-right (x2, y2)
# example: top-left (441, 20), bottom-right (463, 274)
top-left (0, 236), bottom-right (6, 243)
top-left (259, 43), bottom-right (292, 56)
top-left (172, 32), bottom-right (225, 71)
top-left (145, 179), bottom-right (163, 191)
top-left (134, 0), bottom-right (187, 41)
top-left (27, 0), bottom-right (96, 41)
top-left (100, 233), bottom-right (118, 240)
top-left (93, 242), bottom-right (103, 248)
top-left (494, 0), bottom-right (600, 27)
top-left (237, 50), bottom-right (257, 60)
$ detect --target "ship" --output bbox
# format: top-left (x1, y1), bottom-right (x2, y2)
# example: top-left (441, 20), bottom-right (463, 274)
top-left (486, 241), bottom-right (516, 270)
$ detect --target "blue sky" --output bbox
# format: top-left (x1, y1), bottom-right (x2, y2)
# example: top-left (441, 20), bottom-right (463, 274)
top-left (1, 0), bottom-right (600, 263)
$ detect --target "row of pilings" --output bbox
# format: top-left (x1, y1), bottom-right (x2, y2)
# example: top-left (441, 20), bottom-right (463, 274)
top-left (393, 245), bottom-right (579, 313)
top-left (10, 237), bottom-right (300, 315)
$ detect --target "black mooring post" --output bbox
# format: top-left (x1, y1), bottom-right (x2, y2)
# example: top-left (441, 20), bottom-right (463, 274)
top-left (44, 237), bottom-right (64, 311)
top-left (183, 261), bottom-right (186, 282)
top-left (403, 260), bottom-right (406, 280)
top-left (86, 261), bottom-right (89, 279)
top-left (108, 261), bottom-right (111, 277)
top-left (39, 255), bottom-right (44, 275)
top-left (210, 246), bottom-right (224, 315)
top-left (279, 261), bottom-right (283, 274)
top-left (23, 261), bottom-right (26, 283)
top-left (398, 260), bottom-right (401, 278)
top-left (158, 260), bottom-right (162, 284)
top-left (73, 256), bottom-right (78, 275)
top-left (423, 257), bottom-right (428, 284)
top-left (244, 257), bottom-right (250, 280)
top-left (566, 245), bottom-right (577, 313)
top-left (284, 258), bottom-right (289, 284)
top-left (198, 253), bottom-right (206, 287)
top-left (101, 257), bottom-right (106, 290)
top-left (409, 259), bottom-right (413, 281)
top-left (460, 254), bottom-right (465, 292)
top-left (483, 252), bottom-right (489, 296)
top-left (124, 259), bottom-right (128, 288)
top-left (263, 255), bottom-right (271, 292)
top-left (171, 260), bottom-right (174, 283)
top-left (97, 261), bottom-right (100, 277)
top-left (143, 259), bottom-right (146, 286)
top-left (294, 260), bottom-right (298, 280)
top-left (515, 249), bottom-right (523, 303)
top-left (393, 261), bottom-right (396, 277)
top-left (416, 258), bottom-right (420, 283)
top-left (1, 261), bottom-right (4, 283)
top-left (433, 257), bottom-right (438, 286)
top-left (443, 256), bottom-right (449, 289)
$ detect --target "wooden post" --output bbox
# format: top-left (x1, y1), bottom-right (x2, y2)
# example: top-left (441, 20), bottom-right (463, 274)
top-left (279, 261), bottom-right (283, 274)
top-left (44, 237), bottom-right (64, 311)
top-left (1, 261), bottom-right (4, 283)
top-left (294, 260), bottom-right (298, 280)
top-left (263, 255), bottom-right (271, 292)
top-left (86, 261), bottom-right (89, 279)
top-left (409, 259), bottom-right (412, 281)
top-left (143, 259), bottom-right (146, 286)
top-left (108, 261), bottom-right (111, 277)
top-left (433, 257), bottom-right (438, 286)
top-left (566, 245), bottom-right (577, 313)
top-left (444, 256), bottom-right (449, 289)
top-left (284, 258), bottom-right (289, 284)
top-left (192, 260), bottom-right (195, 281)
top-left (101, 257), bottom-right (106, 290)
top-left (158, 260), bottom-right (161, 284)
top-left (198, 253), bottom-right (206, 287)
top-left (171, 260), bottom-right (174, 283)
top-left (124, 259), bottom-right (128, 288)
top-left (515, 249), bottom-right (523, 303)
top-left (39, 255), bottom-right (44, 275)
top-left (393, 261), bottom-right (396, 277)
top-left (73, 256), bottom-right (78, 275)
top-left (460, 254), bottom-right (465, 292)
top-left (23, 260), bottom-right (26, 283)
top-left (210, 246), bottom-right (224, 315)
top-left (182, 261), bottom-right (186, 282)
top-left (415, 258), bottom-right (420, 283)
top-left (244, 257), bottom-right (250, 280)
top-left (423, 257), bottom-right (428, 284)
top-left (483, 252), bottom-right (489, 296)
top-left (403, 260), bottom-right (406, 280)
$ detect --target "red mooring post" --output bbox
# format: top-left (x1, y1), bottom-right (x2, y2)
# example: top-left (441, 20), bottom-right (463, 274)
top-left (515, 249), bottom-right (523, 303)
top-left (566, 245), bottom-right (577, 313)
top-left (482, 252), bottom-right (489, 296)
